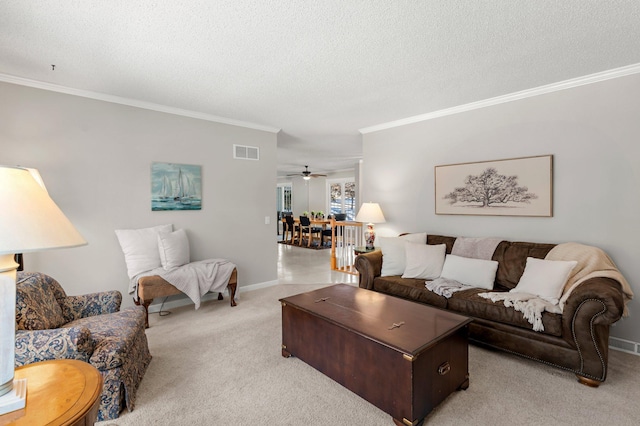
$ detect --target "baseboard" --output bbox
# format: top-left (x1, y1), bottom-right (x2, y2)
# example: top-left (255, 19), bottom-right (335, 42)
top-left (147, 279), bottom-right (279, 313)
top-left (609, 337), bottom-right (640, 356)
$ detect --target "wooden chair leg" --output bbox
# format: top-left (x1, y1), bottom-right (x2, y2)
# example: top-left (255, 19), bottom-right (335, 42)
top-left (228, 282), bottom-right (238, 307)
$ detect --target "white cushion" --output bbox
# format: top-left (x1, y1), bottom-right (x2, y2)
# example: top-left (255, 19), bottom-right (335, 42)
top-left (378, 233), bottom-right (428, 276)
top-left (511, 257), bottom-right (578, 302)
top-left (115, 224), bottom-right (173, 278)
top-left (440, 254), bottom-right (498, 289)
top-left (158, 228), bottom-right (191, 270)
top-left (402, 243), bottom-right (446, 280)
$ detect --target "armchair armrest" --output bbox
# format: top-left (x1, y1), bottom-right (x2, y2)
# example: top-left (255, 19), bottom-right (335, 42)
top-left (355, 250), bottom-right (383, 290)
top-left (15, 326), bottom-right (95, 367)
top-left (61, 290), bottom-right (122, 321)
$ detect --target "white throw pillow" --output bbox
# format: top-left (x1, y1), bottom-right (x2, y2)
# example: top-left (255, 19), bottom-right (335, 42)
top-left (378, 233), bottom-right (428, 276)
top-left (402, 243), bottom-right (446, 280)
top-left (440, 254), bottom-right (498, 289)
top-left (511, 257), bottom-right (578, 302)
top-left (158, 228), bottom-right (191, 270)
top-left (115, 224), bottom-right (173, 278)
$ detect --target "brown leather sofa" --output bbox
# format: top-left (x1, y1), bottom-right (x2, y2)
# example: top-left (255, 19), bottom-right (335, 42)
top-left (354, 234), bottom-right (627, 387)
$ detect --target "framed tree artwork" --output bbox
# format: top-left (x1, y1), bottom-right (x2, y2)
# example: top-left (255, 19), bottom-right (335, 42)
top-left (435, 155), bottom-right (553, 217)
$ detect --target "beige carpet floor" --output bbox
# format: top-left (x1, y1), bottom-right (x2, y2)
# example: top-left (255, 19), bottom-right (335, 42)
top-left (98, 283), bottom-right (640, 426)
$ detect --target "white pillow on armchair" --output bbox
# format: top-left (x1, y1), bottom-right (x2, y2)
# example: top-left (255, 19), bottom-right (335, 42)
top-left (158, 228), bottom-right (190, 270)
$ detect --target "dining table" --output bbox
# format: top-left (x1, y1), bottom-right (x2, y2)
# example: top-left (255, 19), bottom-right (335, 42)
top-left (282, 217), bottom-right (331, 247)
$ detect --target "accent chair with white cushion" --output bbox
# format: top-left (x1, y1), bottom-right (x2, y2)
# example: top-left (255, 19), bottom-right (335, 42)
top-left (116, 224), bottom-right (238, 327)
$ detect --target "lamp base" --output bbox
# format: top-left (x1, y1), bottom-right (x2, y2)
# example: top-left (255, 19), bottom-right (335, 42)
top-left (0, 378), bottom-right (26, 415)
top-left (364, 223), bottom-right (376, 250)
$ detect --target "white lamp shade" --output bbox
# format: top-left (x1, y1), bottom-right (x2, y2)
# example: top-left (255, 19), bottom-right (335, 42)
top-left (355, 202), bottom-right (386, 224)
top-left (0, 166), bottom-right (87, 255)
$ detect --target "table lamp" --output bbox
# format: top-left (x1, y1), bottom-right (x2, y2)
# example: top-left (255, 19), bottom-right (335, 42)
top-left (0, 166), bottom-right (87, 415)
top-left (355, 202), bottom-right (386, 250)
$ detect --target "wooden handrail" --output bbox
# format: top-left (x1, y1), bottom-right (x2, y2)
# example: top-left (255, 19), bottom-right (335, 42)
top-left (329, 219), bottom-right (363, 275)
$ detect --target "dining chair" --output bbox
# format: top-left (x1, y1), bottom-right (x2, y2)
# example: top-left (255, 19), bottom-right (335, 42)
top-left (299, 215), bottom-right (321, 247)
top-left (284, 215), bottom-right (299, 244)
top-left (322, 213), bottom-right (347, 246)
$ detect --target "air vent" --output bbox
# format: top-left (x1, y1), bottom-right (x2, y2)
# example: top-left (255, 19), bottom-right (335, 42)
top-left (233, 144), bottom-right (259, 160)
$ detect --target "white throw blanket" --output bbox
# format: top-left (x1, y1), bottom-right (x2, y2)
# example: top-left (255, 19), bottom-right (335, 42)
top-left (477, 291), bottom-right (562, 332)
top-left (452, 237), bottom-right (503, 260)
top-left (131, 258), bottom-right (236, 309)
top-left (426, 277), bottom-right (471, 298)
top-left (478, 242), bottom-right (633, 332)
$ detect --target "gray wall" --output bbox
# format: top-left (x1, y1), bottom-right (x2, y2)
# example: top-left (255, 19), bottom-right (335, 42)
top-left (278, 169), bottom-right (357, 218)
top-left (1, 82), bottom-right (278, 308)
top-left (362, 72), bottom-right (640, 343)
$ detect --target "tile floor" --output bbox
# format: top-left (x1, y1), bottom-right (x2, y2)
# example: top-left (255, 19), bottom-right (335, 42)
top-left (277, 240), bottom-right (358, 286)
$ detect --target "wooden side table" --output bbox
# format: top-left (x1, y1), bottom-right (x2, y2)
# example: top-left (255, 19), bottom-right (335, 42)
top-left (354, 246), bottom-right (378, 255)
top-left (0, 359), bottom-right (102, 426)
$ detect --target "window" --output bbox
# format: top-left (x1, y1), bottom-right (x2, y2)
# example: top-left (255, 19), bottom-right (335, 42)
top-left (277, 183), bottom-right (292, 213)
top-left (328, 179), bottom-right (356, 220)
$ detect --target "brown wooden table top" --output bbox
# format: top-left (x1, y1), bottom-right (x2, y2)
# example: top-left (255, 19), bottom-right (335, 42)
top-left (0, 359), bottom-right (102, 426)
top-left (280, 284), bottom-right (472, 356)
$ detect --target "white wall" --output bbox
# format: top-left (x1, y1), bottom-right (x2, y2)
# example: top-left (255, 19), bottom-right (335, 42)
top-left (362, 72), bottom-right (640, 343)
top-left (1, 82), bottom-right (278, 308)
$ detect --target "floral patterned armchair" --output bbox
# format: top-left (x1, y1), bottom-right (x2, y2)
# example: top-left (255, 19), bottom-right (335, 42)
top-left (15, 272), bottom-right (152, 421)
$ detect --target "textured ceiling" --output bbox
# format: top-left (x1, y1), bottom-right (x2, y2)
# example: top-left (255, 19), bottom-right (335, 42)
top-left (2, 1), bottom-right (640, 176)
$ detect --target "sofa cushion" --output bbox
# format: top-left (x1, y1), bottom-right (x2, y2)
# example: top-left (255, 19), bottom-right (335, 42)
top-left (427, 235), bottom-right (457, 254)
top-left (402, 242), bottom-right (446, 280)
top-left (15, 273), bottom-right (66, 330)
top-left (378, 233), bottom-right (427, 276)
top-left (492, 241), bottom-right (556, 291)
top-left (448, 288), bottom-right (562, 336)
top-left (440, 254), bottom-right (498, 290)
top-left (373, 276), bottom-right (448, 308)
top-left (511, 257), bottom-right (577, 302)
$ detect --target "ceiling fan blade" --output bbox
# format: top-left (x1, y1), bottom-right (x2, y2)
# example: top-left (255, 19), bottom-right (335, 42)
top-left (285, 166), bottom-right (326, 178)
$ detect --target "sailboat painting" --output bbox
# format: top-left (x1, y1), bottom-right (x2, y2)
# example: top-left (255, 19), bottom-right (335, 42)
top-left (151, 162), bottom-right (202, 211)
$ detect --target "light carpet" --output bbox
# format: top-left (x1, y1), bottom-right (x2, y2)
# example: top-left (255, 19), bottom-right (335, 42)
top-left (98, 283), bottom-right (640, 425)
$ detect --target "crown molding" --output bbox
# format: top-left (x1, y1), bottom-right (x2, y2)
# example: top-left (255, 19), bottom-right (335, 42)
top-left (0, 73), bottom-right (281, 134)
top-left (359, 63), bottom-right (640, 134)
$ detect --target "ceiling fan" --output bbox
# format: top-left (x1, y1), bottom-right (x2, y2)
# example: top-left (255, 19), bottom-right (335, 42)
top-left (287, 165), bottom-right (327, 180)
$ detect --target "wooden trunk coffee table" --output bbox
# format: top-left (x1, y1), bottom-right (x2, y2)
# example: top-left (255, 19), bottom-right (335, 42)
top-left (280, 284), bottom-right (472, 426)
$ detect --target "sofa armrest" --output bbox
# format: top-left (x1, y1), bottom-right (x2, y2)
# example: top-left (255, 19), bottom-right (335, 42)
top-left (562, 277), bottom-right (625, 329)
top-left (15, 326), bottom-right (95, 367)
top-left (61, 290), bottom-right (123, 321)
top-left (561, 277), bottom-right (625, 382)
top-left (355, 250), bottom-right (383, 290)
